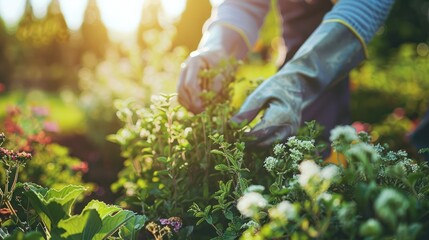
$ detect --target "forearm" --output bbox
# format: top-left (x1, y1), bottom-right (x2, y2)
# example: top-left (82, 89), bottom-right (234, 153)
top-left (323, 0), bottom-right (395, 53)
top-left (199, 0), bottom-right (271, 59)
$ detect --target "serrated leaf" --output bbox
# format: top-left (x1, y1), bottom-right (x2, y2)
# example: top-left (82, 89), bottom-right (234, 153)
top-left (22, 184), bottom-right (86, 232)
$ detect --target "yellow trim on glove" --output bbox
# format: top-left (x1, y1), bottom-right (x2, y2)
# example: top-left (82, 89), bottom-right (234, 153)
top-left (323, 19), bottom-right (369, 58)
top-left (215, 22), bottom-right (252, 50)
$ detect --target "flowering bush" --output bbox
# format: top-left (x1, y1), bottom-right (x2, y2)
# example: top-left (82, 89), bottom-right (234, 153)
top-left (0, 105), bottom-right (92, 190)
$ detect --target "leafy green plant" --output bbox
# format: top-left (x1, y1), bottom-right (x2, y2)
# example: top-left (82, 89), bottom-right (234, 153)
top-left (238, 126), bottom-right (429, 239)
top-left (0, 133), bottom-right (147, 239)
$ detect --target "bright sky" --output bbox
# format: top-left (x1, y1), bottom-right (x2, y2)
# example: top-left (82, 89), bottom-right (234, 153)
top-left (0, 0), bottom-right (198, 33)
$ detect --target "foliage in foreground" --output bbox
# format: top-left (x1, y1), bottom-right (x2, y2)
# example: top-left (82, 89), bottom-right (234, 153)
top-left (111, 60), bottom-right (429, 239)
top-left (0, 133), bottom-right (147, 239)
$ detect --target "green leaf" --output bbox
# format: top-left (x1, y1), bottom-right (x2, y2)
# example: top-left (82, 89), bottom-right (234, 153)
top-left (214, 164), bottom-right (229, 171)
top-left (406, 173), bottom-right (425, 189)
top-left (92, 210), bottom-right (136, 240)
top-left (59, 200), bottom-right (138, 240)
top-left (224, 210), bottom-right (234, 220)
top-left (119, 214), bottom-right (147, 240)
top-left (58, 209), bottom-right (102, 240)
top-left (22, 184), bottom-right (86, 231)
top-left (210, 149), bottom-right (225, 156)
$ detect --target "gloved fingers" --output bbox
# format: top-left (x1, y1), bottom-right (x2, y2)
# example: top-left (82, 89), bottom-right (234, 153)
top-left (211, 74), bottom-right (225, 94)
top-left (230, 89), bottom-right (268, 125)
top-left (177, 56), bottom-right (207, 114)
top-left (244, 100), bottom-right (299, 147)
top-left (177, 65), bottom-right (193, 111)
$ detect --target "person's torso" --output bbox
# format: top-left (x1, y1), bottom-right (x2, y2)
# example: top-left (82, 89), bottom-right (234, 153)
top-left (277, 0), bottom-right (333, 63)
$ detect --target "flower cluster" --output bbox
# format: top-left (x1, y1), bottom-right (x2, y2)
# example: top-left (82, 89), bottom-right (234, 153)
top-left (287, 137), bottom-right (315, 162)
top-left (237, 191), bottom-right (268, 218)
top-left (264, 156), bottom-right (279, 172)
top-left (346, 142), bottom-right (379, 163)
top-left (159, 217), bottom-right (183, 232)
top-left (0, 147), bottom-right (32, 164)
top-left (329, 125), bottom-right (359, 143)
top-left (268, 200), bottom-right (297, 222)
top-left (298, 160), bottom-right (338, 187)
top-left (146, 221), bottom-right (172, 239)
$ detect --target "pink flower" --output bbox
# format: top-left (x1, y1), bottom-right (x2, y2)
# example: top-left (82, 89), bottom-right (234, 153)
top-left (393, 108), bottom-right (405, 119)
top-left (32, 106), bottom-right (50, 117)
top-left (43, 121), bottom-right (59, 133)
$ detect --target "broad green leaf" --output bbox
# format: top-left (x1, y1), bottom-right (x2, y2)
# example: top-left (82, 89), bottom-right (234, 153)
top-left (92, 210), bottom-right (136, 240)
top-left (22, 184), bottom-right (86, 231)
top-left (59, 200), bottom-right (139, 240)
top-left (58, 209), bottom-right (102, 240)
top-left (83, 200), bottom-right (122, 219)
top-left (119, 214), bottom-right (147, 240)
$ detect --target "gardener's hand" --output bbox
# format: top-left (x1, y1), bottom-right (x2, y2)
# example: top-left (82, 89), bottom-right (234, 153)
top-left (177, 49), bottom-right (227, 114)
top-left (231, 74), bottom-right (303, 147)
top-left (177, 24), bottom-right (249, 114)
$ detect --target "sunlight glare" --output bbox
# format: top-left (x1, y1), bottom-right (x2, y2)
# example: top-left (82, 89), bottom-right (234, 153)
top-left (209, 0), bottom-right (222, 7)
top-left (0, 0), bottom-right (25, 28)
top-left (30, 0), bottom-right (51, 19)
top-left (160, 0), bottom-right (186, 19)
top-left (96, 0), bottom-right (145, 33)
top-left (59, 0), bottom-right (88, 31)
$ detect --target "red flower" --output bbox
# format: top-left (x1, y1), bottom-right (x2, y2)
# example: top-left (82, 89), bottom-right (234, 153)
top-left (72, 162), bottom-right (89, 173)
top-left (0, 208), bottom-right (12, 220)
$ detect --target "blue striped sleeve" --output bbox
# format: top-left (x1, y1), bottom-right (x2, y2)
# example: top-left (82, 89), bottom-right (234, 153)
top-left (323, 0), bottom-right (395, 43)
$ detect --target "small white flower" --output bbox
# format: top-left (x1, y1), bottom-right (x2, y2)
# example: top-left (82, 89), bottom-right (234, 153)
top-left (318, 192), bottom-right (333, 202)
top-left (269, 200), bottom-right (297, 221)
top-left (246, 185), bottom-right (265, 193)
top-left (289, 148), bottom-right (304, 162)
top-left (237, 192), bottom-right (268, 218)
top-left (347, 143), bottom-right (379, 162)
top-left (298, 160), bottom-right (321, 187)
top-left (264, 156), bottom-right (279, 172)
top-left (320, 164), bottom-right (338, 181)
top-left (287, 137), bottom-right (315, 151)
top-left (329, 125), bottom-right (359, 143)
top-left (241, 220), bottom-right (260, 229)
top-left (273, 144), bottom-right (286, 155)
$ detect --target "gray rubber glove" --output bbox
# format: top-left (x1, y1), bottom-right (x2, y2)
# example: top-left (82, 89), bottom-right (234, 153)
top-left (177, 25), bottom-right (249, 114)
top-left (231, 22), bottom-right (365, 147)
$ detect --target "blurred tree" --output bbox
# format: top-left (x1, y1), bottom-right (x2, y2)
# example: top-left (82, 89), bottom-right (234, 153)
top-left (137, 1), bottom-right (163, 49)
top-left (0, 18), bottom-right (11, 88)
top-left (173, 0), bottom-right (211, 50)
top-left (16, 0), bottom-right (69, 48)
top-left (81, 0), bottom-right (108, 58)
